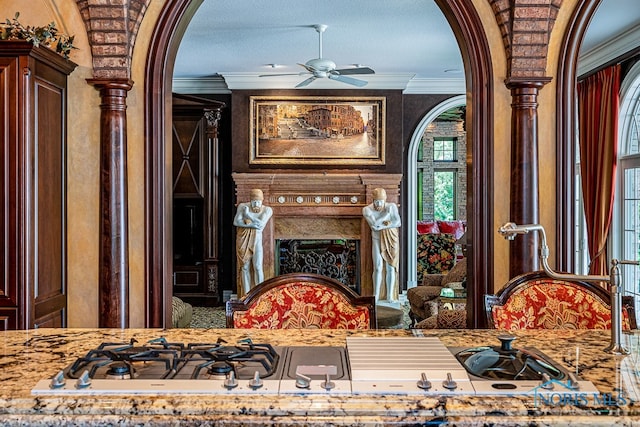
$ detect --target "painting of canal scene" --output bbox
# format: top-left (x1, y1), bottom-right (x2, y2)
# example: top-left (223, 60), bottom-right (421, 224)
top-left (250, 96), bottom-right (385, 165)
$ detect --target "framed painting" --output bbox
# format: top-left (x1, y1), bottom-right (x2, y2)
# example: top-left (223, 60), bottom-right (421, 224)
top-left (249, 96), bottom-right (386, 165)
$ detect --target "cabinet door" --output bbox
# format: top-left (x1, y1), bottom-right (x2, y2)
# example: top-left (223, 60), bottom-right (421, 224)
top-left (0, 308), bottom-right (17, 331)
top-left (0, 42), bottom-right (74, 329)
top-left (0, 56), bottom-right (19, 322)
top-left (172, 117), bottom-right (204, 197)
top-left (33, 68), bottom-right (67, 328)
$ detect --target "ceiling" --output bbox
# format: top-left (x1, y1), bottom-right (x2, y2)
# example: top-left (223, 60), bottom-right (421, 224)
top-left (173, 0), bottom-right (640, 94)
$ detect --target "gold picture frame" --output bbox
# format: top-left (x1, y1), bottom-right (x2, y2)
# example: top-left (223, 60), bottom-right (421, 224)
top-left (250, 96), bottom-right (386, 165)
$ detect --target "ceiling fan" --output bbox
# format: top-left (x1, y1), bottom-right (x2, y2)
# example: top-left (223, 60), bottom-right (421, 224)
top-left (260, 24), bottom-right (375, 88)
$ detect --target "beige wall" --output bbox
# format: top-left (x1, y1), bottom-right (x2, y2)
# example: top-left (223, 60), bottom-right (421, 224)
top-left (5, 0), bottom-right (581, 325)
top-left (2, 0), bottom-right (101, 326)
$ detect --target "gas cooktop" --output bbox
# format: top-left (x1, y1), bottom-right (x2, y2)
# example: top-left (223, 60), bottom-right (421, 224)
top-left (31, 336), bottom-right (599, 396)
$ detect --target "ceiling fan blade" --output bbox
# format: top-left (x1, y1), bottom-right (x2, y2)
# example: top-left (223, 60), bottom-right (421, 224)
top-left (328, 74), bottom-right (368, 87)
top-left (298, 62), bottom-right (316, 73)
top-left (295, 76), bottom-right (317, 88)
top-left (334, 67), bottom-right (375, 75)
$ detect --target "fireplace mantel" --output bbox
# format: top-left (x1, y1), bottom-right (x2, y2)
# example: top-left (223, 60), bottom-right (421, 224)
top-left (232, 173), bottom-right (402, 296)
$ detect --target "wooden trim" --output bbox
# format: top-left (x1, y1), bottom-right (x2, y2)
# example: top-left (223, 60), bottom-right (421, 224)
top-left (225, 272), bottom-right (376, 329)
top-left (435, 0), bottom-right (495, 327)
top-left (145, 0), bottom-right (205, 327)
top-left (555, 0), bottom-right (601, 272)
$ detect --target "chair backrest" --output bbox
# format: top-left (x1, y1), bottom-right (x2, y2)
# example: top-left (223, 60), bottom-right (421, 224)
top-left (226, 273), bottom-right (376, 329)
top-left (485, 270), bottom-right (636, 330)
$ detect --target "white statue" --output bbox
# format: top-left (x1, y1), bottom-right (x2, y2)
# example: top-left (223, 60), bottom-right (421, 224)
top-left (362, 188), bottom-right (401, 302)
top-left (233, 189), bottom-right (273, 294)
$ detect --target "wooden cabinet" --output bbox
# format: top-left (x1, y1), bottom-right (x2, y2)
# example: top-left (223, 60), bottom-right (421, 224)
top-left (0, 42), bottom-right (76, 329)
top-left (172, 94), bottom-right (224, 305)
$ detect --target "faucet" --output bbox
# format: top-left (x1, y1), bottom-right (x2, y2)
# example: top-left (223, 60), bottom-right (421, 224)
top-left (498, 222), bottom-right (637, 355)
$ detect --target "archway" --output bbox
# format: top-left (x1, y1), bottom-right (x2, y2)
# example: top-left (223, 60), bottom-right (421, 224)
top-left (145, 0), bottom-right (494, 327)
top-left (406, 95), bottom-right (466, 289)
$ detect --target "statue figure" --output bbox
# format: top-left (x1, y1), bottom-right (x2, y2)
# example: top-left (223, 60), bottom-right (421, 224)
top-left (362, 188), bottom-right (401, 302)
top-left (233, 189), bottom-right (273, 294)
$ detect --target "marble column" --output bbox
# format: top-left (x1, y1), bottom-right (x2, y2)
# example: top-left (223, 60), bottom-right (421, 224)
top-left (506, 77), bottom-right (551, 278)
top-left (87, 78), bottom-right (133, 328)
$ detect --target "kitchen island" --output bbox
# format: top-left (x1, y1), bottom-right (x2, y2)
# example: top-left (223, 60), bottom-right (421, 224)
top-left (1, 327), bottom-right (639, 426)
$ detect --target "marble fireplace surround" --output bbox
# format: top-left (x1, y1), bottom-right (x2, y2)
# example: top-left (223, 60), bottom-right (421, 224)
top-left (232, 173), bottom-right (402, 296)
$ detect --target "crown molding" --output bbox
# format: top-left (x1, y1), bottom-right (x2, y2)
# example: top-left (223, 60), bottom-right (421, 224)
top-left (403, 77), bottom-right (465, 94)
top-left (172, 73), bottom-right (466, 94)
top-left (577, 24), bottom-right (640, 76)
top-left (172, 76), bottom-right (231, 94)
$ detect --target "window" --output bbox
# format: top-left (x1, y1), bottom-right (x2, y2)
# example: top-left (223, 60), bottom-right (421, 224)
top-left (433, 137), bottom-right (456, 161)
top-left (574, 163), bottom-right (588, 275)
top-left (434, 170), bottom-right (456, 220)
top-left (614, 62), bottom-right (640, 320)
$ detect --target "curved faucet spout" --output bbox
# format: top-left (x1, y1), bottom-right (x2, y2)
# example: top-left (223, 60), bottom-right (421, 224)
top-left (497, 221), bottom-right (632, 355)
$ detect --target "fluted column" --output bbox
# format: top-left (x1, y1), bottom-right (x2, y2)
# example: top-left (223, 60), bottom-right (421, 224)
top-left (88, 78), bottom-right (133, 328)
top-left (506, 77), bottom-right (551, 277)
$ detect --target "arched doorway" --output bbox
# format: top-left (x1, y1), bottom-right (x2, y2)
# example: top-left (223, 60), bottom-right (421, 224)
top-left (406, 95), bottom-right (466, 289)
top-left (144, 0), bottom-right (494, 327)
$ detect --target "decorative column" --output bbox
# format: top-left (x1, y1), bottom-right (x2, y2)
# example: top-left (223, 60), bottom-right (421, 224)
top-left (88, 78), bottom-right (133, 328)
top-left (204, 108), bottom-right (222, 299)
top-left (506, 77), bottom-right (551, 277)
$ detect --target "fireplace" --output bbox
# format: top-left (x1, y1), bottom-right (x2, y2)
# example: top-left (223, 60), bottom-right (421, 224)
top-left (276, 239), bottom-right (360, 293)
top-left (232, 173), bottom-right (402, 296)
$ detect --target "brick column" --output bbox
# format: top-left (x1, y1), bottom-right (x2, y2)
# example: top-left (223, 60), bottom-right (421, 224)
top-left (88, 78), bottom-right (133, 328)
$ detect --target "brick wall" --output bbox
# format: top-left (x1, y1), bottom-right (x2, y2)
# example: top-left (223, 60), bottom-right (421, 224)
top-left (418, 120), bottom-right (467, 221)
top-left (75, 0), bottom-right (150, 79)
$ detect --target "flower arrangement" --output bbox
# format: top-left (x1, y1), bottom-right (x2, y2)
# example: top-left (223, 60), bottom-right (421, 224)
top-left (0, 12), bottom-right (76, 59)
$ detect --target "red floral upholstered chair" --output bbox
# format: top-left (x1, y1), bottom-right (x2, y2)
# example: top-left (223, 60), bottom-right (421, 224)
top-left (485, 271), bottom-right (636, 330)
top-left (226, 273), bottom-right (376, 329)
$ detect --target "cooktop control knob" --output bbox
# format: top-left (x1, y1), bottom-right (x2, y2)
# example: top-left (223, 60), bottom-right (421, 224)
top-left (295, 373), bottom-right (311, 389)
top-left (442, 373), bottom-right (458, 390)
top-left (50, 370), bottom-right (66, 389)
top-left (224, 371), bottom-right (238, 389)
top-left (540, 373), bottom-right (553, 390)
top-left (75, 370), bottom-right (92, 389)
top-left (416, 373), bottom-right (432, 390)
top-left (567, 373), bottom-right (580, 390)
top-left (320, 373), bottom-right (335, 391)
top-left (248, 371), bottom-right (263, 389)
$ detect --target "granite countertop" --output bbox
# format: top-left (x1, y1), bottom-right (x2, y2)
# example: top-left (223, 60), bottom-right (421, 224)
top-left (2, 327), bottom-right (640, 426)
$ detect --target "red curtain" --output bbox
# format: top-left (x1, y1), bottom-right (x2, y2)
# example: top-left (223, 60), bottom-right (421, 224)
top-left (577, 64), bottom-right (621, 281)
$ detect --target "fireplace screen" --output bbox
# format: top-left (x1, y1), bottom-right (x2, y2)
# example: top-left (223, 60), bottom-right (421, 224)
top-left (276, 239), bottom-right (360, 294)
